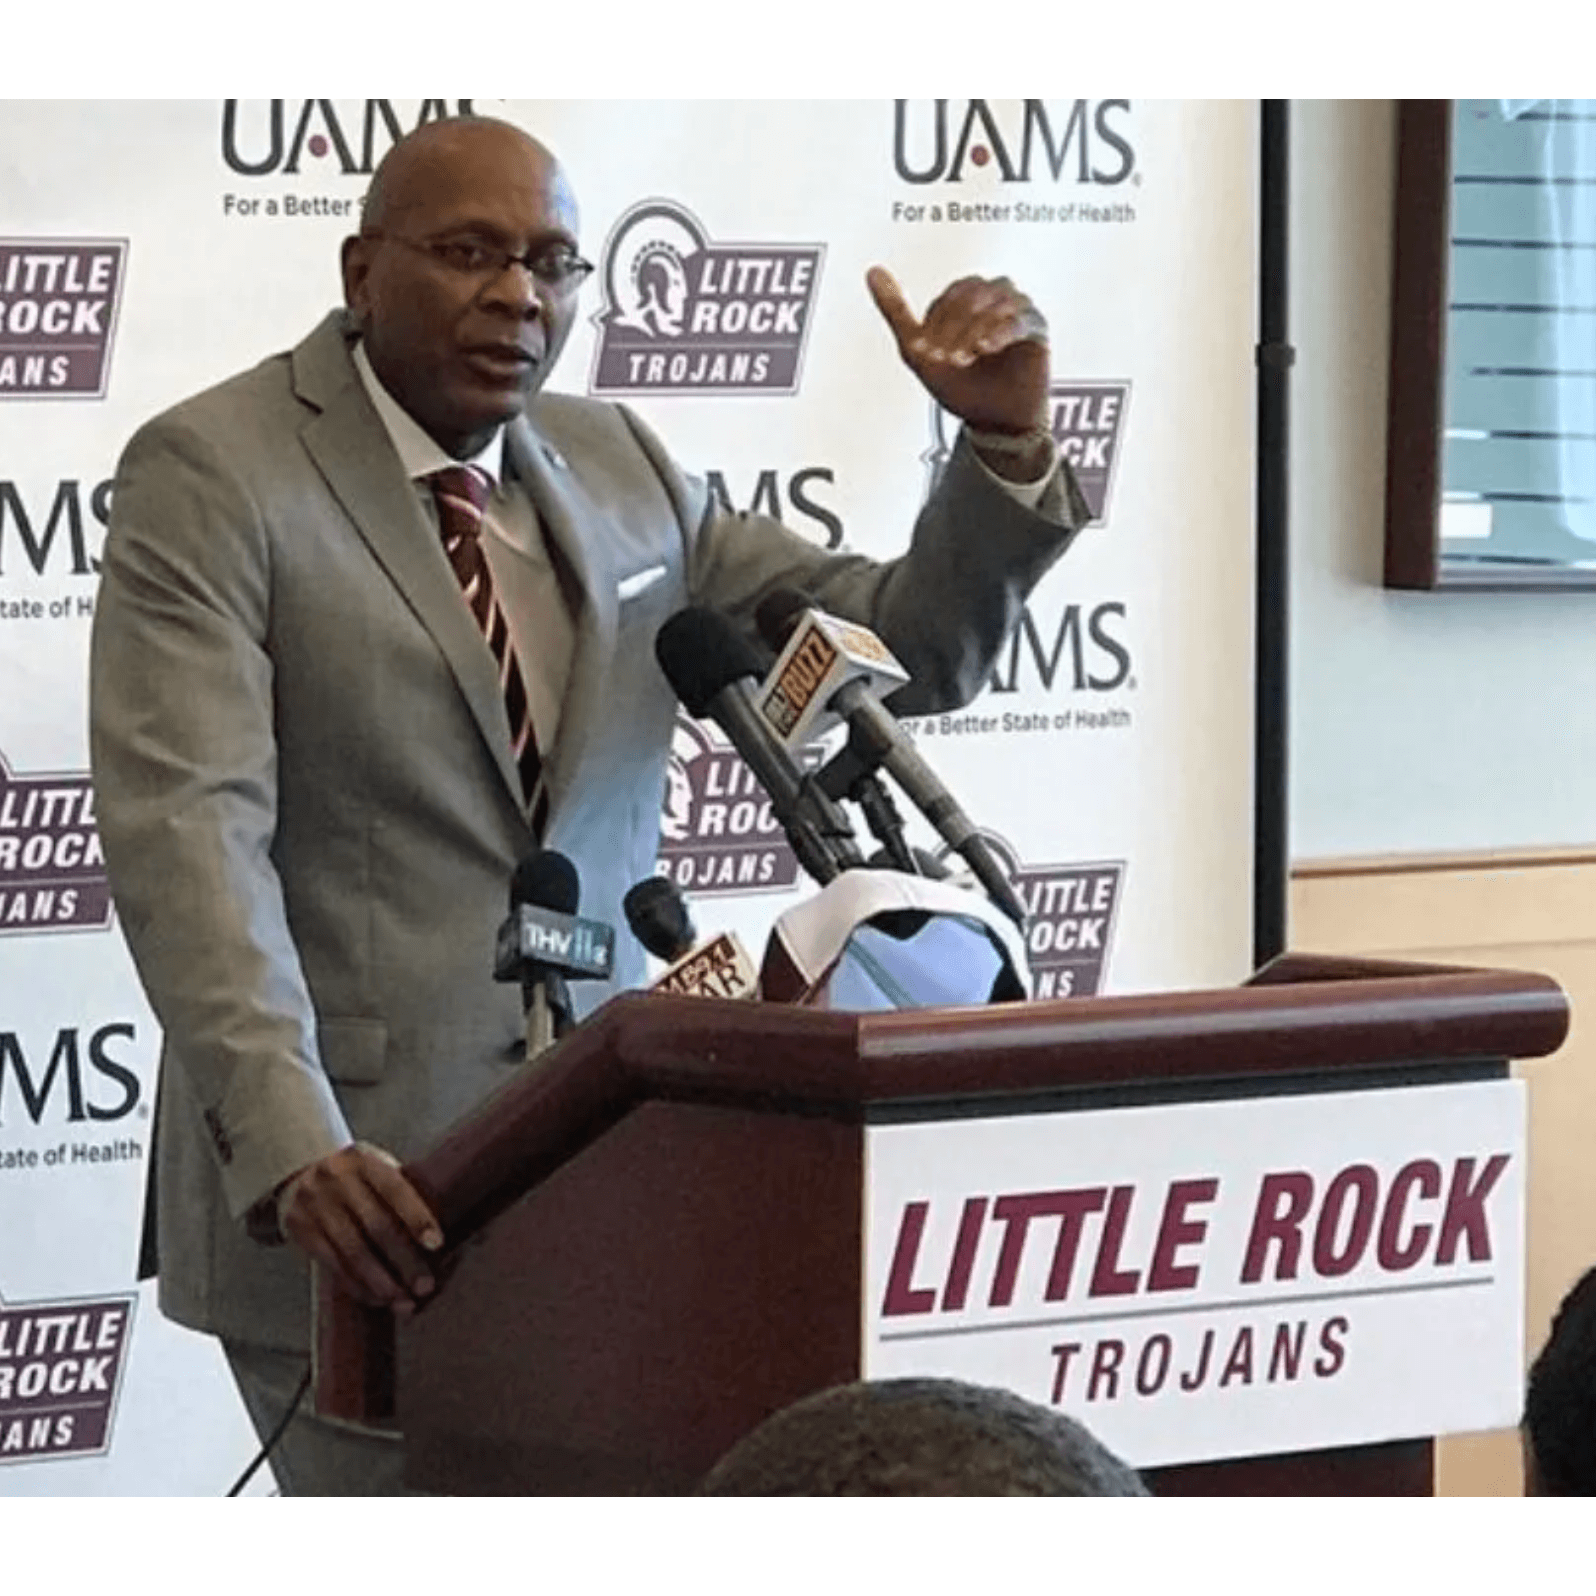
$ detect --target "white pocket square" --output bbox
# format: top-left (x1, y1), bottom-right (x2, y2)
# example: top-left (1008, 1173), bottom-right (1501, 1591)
top-left (617, 564), bottom-right (668, 601)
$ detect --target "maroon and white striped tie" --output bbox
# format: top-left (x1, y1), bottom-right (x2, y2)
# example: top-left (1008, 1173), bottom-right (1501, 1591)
top-left (427, 466), bottom-right (549, 836)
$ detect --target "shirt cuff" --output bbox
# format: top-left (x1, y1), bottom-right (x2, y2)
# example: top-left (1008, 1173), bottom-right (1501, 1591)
top-left (967, 428), bottom-right (1059, 509)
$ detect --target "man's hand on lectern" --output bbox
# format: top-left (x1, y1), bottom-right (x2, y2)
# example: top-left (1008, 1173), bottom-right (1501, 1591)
top-left (277, 1142), bottom-right (444, 1311)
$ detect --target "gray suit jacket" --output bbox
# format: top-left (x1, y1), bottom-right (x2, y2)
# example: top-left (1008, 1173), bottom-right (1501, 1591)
top-left (89, 309), bottom-right (1085, 1352)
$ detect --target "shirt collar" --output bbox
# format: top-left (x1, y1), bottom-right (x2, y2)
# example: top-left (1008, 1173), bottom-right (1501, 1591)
top-left (352, 340), bottom-right (506, 487)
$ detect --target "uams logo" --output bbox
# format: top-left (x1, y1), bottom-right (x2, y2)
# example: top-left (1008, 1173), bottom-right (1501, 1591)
top-left (947, 836), bottom-right (1123, 998)
top-left (0, 753), bottom-right (110, 935)
top-left (705, 466), bottom-right (843, 551)
top-left (0, 242), bottom-right (126, 400)
top-left (0, 1290), bottom-right (134, 1465)
top-left (894, 100), bottom-right (1136, 187)
top-left (987, 599), bottom-right (1134, 697)
top-left (0, 478), bottom-right (110, 578)
top-left (590, 201), bottom-right (823, 396)
top-left (0, 1024), bottom-right (142, 1128)
top-left (927, 382), bottom-right (1131, 526)
top-left (221, 99), bottom-right (477, 177)
top-left (658, 717), bottom-right (801, 897)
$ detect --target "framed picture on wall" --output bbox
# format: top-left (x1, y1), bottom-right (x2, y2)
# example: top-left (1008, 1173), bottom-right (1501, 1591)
top-left (1385, 99), bottom-right (1596, 590)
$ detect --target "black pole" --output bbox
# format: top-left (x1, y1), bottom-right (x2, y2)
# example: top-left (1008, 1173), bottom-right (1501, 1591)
top-left (1254, 100), bottom-right (1292, 967)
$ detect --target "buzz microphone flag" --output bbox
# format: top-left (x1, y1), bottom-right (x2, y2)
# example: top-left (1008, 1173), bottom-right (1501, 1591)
top-left (757, 605), bottom-right (910, 750)
top-left (752, 593), bottom-right (1025, 928)
top-left (755, 589), bottom-right (918, 874)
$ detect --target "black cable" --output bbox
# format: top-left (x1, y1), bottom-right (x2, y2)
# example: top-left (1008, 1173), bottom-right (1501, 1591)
top-left (225, 1359), bottom-right (311, 1497)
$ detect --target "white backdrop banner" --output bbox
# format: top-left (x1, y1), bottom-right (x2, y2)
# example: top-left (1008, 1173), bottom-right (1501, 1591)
top-left (0, 99), bottom-right (1258, 1493)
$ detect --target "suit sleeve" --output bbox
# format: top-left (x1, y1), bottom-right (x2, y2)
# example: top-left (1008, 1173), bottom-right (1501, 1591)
top-left (90, 415), bottom-right (352, 1220)
top-left (617, 405), bottom-right (1091, 713)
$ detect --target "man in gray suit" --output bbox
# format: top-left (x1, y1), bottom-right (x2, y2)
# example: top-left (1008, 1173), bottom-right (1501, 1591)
top-left (89, 115), bottom-right (1087, 1493)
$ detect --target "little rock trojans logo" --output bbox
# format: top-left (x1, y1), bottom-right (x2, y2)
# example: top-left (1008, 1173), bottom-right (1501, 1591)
top-left (0, 240), bottom-right (127, 400)
top-left (657, 717), bottom-right (801, 896)
top-left (938, 832), bottom-right (1124, 999)
top-left (925, 380), bottom-right (1131, 525)
top-left (0, 751), bottom-right (112, 936)
top-left (0, 1289), bottom-right (135, 1464)
top-left (590, 200), bottom-right (823, 396)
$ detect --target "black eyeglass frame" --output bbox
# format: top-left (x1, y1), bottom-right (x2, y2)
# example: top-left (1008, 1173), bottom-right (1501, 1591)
top-left (368, 231), bottom-right (595, 293)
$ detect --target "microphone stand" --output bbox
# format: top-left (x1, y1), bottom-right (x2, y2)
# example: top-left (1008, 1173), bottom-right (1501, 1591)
top-left (817, 735), bottom-right (920, 875)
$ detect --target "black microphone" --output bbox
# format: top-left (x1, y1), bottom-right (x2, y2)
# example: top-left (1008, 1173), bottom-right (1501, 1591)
top-left (494, 849), bottom-right (616, 1059)
top-left (623, 874), bottom-right (760, 1000)
top-left (754, 589), bottom-right (920, 877)
top-left (654, 607), bottom-right (862, 885)
top-left (623, 875), bottom-right (696, 963)
top-left (752, 591), bottom-right (1026, 929)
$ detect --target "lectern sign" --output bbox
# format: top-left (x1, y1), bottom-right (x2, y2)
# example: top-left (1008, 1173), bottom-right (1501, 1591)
top-left (863, 1080), bottom-right (1525, 1470)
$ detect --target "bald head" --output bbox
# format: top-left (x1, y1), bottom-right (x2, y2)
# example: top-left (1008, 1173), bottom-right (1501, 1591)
top-left (360, 117), bottom-right (575, 238)
top-left (341, 115), bottom-right (586, 457)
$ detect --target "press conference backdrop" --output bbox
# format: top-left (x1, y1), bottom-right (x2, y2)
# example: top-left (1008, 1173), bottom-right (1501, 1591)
top-left (0, 100), bottom-right (1258, 1493)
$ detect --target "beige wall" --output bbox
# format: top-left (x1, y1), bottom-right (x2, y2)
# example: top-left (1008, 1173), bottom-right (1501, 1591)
top-left (1292, 851), bottom-right (1596, 1493)
top-left (1288, 102), bottom-right (1596, 1492)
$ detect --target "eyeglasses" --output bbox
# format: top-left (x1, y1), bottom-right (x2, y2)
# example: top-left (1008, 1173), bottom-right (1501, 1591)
top-left (372, 232), bottom-right (595, 293)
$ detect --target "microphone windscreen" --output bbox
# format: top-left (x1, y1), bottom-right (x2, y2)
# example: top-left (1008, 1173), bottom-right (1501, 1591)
top-left (753, 587), bottom-right (812, 652)
top-left (510, 848), bottom-right (580, 914)
top-left (655, 607), bottom-right (766, 718)
top-left (623, 875), bottom-right (696, 963)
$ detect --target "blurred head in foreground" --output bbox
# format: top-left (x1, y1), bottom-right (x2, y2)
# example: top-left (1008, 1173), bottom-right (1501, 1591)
top-left (700, 1377), bottom-right (1149, 1497)
top-left (1524, 1264), bottom-right (1596, 1495)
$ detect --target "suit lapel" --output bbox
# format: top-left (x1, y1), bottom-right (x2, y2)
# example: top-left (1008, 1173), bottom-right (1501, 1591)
top-left (504, 417), bottom-right (617, 821)
top-left (292, 316), bottom-right (529, 814)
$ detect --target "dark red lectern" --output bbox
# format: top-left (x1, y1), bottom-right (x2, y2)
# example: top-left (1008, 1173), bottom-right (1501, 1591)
top-left (315, 953), bottom-right (1568, 1495)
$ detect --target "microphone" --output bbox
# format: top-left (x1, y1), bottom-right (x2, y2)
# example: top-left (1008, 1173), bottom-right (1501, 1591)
top-left (494, 849), bottom-right (616, 1059)
top-left (654, 607), bottom-right (863, 886)
top-left (624, 875), bottom-right (759, 1001)
top-left (623, 875), bottom-right (696, 963)
top-left (752, 591), bottom-right (1026, 929)
top-left (755, 590), bottom-right (920, 876)
top-left (755, 594), bottom-right (911, 746)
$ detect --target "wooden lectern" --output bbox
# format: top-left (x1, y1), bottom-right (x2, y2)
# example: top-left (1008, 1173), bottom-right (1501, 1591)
top-left (315, 953), bottom-right (1567, 1495)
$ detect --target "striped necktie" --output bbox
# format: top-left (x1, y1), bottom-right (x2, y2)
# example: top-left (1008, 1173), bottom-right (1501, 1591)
top-left (428, 465), bottom-right (549, 836)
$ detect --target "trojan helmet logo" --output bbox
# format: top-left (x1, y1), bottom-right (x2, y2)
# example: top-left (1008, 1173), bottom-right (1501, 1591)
top-left (659, 722), bottom-right (700, 845)
top-left (604, 202), bottom-right (706, 341)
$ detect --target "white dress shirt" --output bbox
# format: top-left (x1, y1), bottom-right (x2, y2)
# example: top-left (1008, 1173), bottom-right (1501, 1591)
top-left (353, 342), bottom-right (576, 751)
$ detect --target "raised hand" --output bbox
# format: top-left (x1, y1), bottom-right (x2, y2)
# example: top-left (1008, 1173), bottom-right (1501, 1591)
top-left (867, 266), bottom-right (1051, 438)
